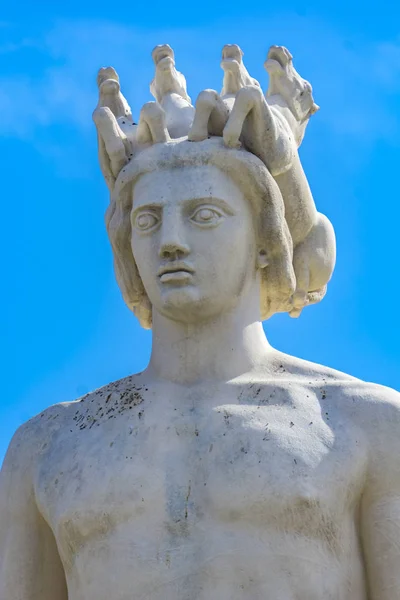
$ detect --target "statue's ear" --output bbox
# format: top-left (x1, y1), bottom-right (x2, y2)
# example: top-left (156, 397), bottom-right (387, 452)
top-left (257, 249), bottom-right (269, 269)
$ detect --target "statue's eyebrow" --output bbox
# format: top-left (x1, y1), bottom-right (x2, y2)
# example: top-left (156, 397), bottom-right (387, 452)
top-left (131, 201), bottom-right (163, 214)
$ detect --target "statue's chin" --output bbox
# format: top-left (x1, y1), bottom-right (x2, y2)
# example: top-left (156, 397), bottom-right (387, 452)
top-left (155, 288), bottom-right (228, 325)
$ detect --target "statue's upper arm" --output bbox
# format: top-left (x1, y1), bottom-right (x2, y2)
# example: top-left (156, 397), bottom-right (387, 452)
top-left (360, 386), bottom-right (400, 600)
top-left (0, 423), bottom-right (68, 600)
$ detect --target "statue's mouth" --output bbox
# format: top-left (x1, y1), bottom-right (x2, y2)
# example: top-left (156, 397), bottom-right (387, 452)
top-left (158, 263), bottom-right (195, 283)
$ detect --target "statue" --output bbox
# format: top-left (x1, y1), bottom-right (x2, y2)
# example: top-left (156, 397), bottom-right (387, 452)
top-left (190, 44), bottom-right (335, 315)
top-left (93, 66), bottom-right (138, 189)
top-left (150, 44), bottom-right (195, 139)
top-left (1, 43), bottom-right (400, 600)
top-left (189, 43), bottom-right (260, 143)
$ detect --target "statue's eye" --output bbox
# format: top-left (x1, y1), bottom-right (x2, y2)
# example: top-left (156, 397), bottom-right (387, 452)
top-left (135, 212), bottom-right (159, 231)
top-left (190, 207), bottom-right (223, 226)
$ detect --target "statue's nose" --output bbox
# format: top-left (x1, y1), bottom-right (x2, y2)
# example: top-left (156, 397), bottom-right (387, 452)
top-left (159, 239), bottom-right (190, 260)
top-left (159, 219), bottom-right (190, 259)
top-left (158, 210), bottom-right (190, 259)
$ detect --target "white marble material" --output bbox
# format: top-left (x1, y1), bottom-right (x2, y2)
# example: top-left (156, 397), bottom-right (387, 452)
top-left (224, 45), bottom-right (334, 315)
top-left (189, 43), bottom-right (335, 316)
top-left (92, 42), bottom-right (334, 319)
top-left (93, 66), bottom-right (138, 190)
top-left (150, 44), bottom-right (195, 139)
top-left (189, 44), bottom-right (260, 141)
top-left (1, 43), bottom-right (400, 600)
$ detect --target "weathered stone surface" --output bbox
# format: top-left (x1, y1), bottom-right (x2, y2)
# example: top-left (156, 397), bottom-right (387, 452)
top-left (1, 43), bottom-right (399, 600)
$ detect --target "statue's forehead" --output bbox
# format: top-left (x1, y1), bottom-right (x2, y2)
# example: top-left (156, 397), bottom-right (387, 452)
top-left (132, 164), bottom-right (245, 208)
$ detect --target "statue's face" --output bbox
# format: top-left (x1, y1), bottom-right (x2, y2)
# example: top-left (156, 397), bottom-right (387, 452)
top-left (130, 165), bottom-right (258, 323)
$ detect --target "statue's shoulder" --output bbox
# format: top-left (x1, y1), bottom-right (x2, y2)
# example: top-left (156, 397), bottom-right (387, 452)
top-left (335, 377), bottom-right (400, 443)
top-left (331, 377), bottom-right (400, 491)
top-left (1, 400), bottom-right (77, 475)
top-left (279, 351), bottom-right (400, 444)
top-left (2, 373), bottom-right (149, 471)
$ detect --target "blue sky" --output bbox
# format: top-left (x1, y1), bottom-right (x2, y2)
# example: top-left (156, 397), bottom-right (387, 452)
top-left (1, 1), bottom-right (400, 462)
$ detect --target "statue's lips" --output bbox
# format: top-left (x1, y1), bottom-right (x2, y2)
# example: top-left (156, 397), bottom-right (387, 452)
top-left (158, 264), bottom-right (194, 283)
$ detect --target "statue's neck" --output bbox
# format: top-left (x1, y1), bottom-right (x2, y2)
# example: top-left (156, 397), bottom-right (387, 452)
top-left (147, 292), bottom-right (272, 385)
top-left (267, 94), bottom-right (307, 146)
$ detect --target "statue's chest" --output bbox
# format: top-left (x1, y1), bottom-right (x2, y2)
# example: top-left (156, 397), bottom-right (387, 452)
top-left (36, 397), bottom-right (366, 552)
top-left (170, 402), bottom-right (367, 524)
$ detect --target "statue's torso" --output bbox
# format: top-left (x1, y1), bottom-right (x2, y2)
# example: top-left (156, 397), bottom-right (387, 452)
top-left (33, 366), bottom-right (369, 600)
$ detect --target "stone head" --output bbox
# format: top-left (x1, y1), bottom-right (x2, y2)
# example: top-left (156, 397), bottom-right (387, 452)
top-left (264, 45), bottom-right (319, 124)
top-left (107, 137), bottom-right (295, 328)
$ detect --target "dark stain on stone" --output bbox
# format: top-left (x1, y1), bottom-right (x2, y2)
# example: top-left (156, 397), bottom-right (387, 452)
top-left (72, 376), bottom-right (146, 431)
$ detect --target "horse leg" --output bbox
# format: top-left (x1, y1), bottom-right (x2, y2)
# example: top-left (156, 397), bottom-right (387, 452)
top-left (224, 85), bottom-right (297, 176)
top-left (223, 85), bottom-right (277, 152)
top-left (208, 95), bottom-right (230, 137)
top-left (290, 213), bottom-right (336, 317)
top-left (290, 242), bottom-right (310, 318)
top-left (137, 102), bottom-right (170, 144)
top-left (188, 90), bottom-right (229, 141)
top-left (93, 106), bottom-right (128, 179)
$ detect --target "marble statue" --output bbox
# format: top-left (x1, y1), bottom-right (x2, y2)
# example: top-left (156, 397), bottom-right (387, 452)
top-left (190, 44), bottom-right (335, 316)
top-left (93, 66), bottom-right (138, 189)
top-left (150, 44), bottom-right (195, 139)
top-left (1, 43), bottom-right (400, 600)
